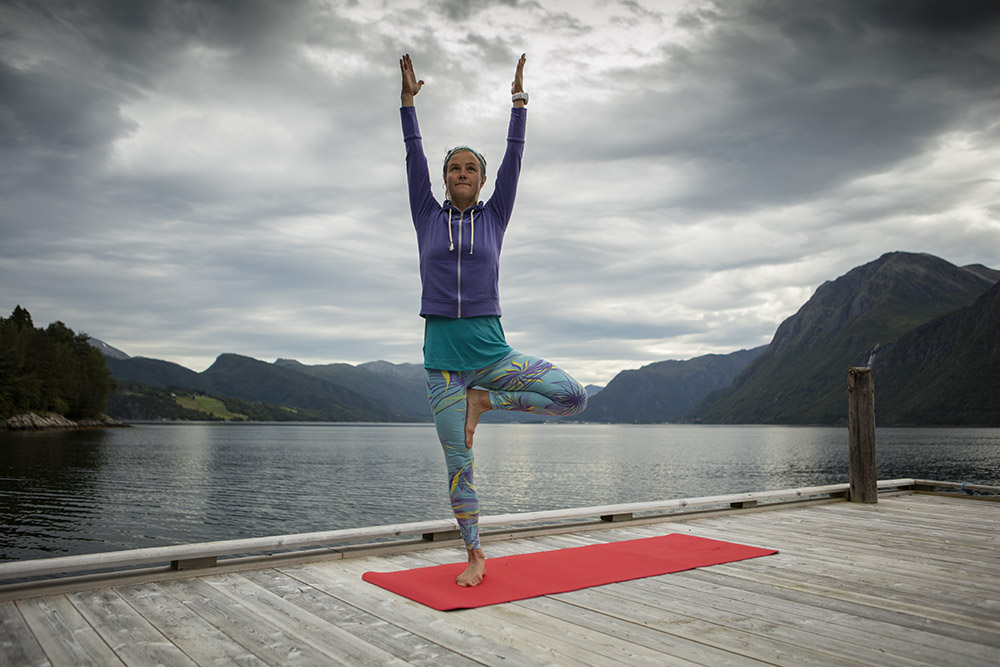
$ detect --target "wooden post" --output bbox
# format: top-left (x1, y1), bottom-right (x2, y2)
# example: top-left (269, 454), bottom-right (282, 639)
top-left (847, 367), bottom-right (877, 503)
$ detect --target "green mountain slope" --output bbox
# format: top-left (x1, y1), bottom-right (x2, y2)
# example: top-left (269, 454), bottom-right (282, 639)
top-left (874, 280), bottom-right (1000, 425)
top-left (200, 354), bottom-right (410, 422)
top-left (274, 359), bottom-right (430, 422)
top-left (105, 356), bottom-right (207, 391)
top-left (105, 354), bottom-right (415, 422)
top-left (565, 347), bottom-right (766, 423)
top-left (695, 252), bottom-right (995, 424)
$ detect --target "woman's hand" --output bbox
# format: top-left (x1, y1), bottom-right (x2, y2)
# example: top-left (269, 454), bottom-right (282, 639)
top-left (400, 54), bottom-right (423, 107)
top-left (511, 53), bottom-right (526, 95)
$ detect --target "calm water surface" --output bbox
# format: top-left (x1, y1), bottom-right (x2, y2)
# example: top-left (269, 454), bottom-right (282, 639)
top-left (1, 423), bottom-right (997, 561)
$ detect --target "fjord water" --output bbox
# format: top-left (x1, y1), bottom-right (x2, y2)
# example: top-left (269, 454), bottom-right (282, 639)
top-left (2, 423), bottom-right (997, 561)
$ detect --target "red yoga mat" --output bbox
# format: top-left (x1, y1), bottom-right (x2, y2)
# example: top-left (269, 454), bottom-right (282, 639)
top-left (362, 533), bottom-right (777, 611)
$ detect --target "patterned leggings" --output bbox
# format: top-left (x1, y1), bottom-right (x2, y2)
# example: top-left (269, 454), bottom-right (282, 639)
top-left (425, 350), bottom-right (588, 550)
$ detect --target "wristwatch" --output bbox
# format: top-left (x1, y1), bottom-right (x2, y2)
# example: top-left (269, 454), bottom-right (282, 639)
top-left (512, 92), bottom-right (529, 105)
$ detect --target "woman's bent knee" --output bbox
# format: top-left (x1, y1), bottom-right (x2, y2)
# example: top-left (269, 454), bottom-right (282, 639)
top-left (554, 381), bottom-right (588, 416)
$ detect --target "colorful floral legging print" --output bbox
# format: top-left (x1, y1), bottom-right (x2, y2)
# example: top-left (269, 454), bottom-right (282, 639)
top-left (425, 350), bottom-right (588, 551)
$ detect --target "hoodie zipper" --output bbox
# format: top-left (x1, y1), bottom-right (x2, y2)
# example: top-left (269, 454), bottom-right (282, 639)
top-left (456, 210), bottom-right (463, 318)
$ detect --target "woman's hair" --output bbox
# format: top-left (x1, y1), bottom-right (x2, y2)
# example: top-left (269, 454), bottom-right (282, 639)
top-left (443, 146), bottom-right (487, 178)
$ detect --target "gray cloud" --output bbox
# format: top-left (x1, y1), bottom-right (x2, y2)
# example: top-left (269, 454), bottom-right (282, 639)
top-left (1, 0), bottom-right (997, 385)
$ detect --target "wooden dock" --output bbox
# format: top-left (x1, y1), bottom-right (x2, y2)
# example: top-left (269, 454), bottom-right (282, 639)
top-left (1, 482), bottom-right (997, 666)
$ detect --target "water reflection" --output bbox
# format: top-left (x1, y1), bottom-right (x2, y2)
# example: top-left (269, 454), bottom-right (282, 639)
top-left (1, 423), bottom-right (997, 560)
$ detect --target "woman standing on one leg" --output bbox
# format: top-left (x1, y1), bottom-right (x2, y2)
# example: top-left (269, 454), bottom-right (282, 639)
top-left (399, 53), bottom-right (587, 587)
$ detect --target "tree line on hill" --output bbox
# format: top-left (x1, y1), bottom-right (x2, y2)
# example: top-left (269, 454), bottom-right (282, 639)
top-left (0, 306), bottom-right (114, 421)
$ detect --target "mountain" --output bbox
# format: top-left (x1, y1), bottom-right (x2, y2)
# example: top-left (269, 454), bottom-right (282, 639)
top-left (202, 354), bottom-right (411, 421)
top-left (961, 263), bottom-right (1000, 284)
top-left (106, 356), bottom-right (207, 390)
top-left (872, 280), bottom-right (1000, 425)
top-left (88, 338), bottom-right (130, 360)
top-left (565, 347), bottom-right (766, 423)
top-left (275, 359), bottom-right (430, 421)
top-left (94, 251), bottom-right (996, 425)
top-left (693, 252), bottom-right (996, 424)
top-left (357, 360), bottom-right (426, 382)
top-left (106, 354), bottom-right (416, 422)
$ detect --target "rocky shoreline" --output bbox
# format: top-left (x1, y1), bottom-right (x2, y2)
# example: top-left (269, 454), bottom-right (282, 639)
top-left (2, 412), bottom-right (130, 431)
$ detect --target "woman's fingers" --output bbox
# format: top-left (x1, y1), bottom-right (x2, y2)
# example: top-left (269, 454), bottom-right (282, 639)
top-left (512, 53), bottom-right (526, 93)
top-left (400, 53), bottom-right (424, 96)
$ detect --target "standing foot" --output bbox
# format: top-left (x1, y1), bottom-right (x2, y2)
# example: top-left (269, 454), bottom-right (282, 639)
top-left (465, 388), bottom-right (491, 449)
top-left (457, 548), bottom-right (486, 586)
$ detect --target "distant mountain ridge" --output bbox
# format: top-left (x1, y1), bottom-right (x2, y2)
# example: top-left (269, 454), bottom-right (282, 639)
top-left (692, 252), bottom-right (997, 424)
top-left (565, 347), bottom-right (766, 423)
top-left (105, 354), bottom-right (422, 422)
top-left (94, 251), bottom-right (997, 425)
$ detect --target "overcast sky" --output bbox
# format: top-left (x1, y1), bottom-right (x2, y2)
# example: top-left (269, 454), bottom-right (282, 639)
top-left (2, 0), bottom-right (998, 385)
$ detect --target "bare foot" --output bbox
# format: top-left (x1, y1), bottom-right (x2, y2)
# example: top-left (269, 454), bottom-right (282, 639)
top-left (465, 388), bottom-right (491, 449)
top-left (457, 548), bottom-right (486, 586)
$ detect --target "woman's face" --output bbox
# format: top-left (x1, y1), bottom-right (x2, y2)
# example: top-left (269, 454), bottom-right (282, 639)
top-left (445, 150), bottom-right (486, 203)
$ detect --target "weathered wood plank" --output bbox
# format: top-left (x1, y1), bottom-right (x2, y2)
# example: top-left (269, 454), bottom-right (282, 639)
top-left (519, 594), bottom-right (771, 667)
top-left (0, 599), bottom-right (50, 667)
top-left (198, 572), bottom-right (410, 665)
top-left (686, 566), bottom-right (998, 655)
top-left (706, 514), bottom-right (1000, 586)
top-left (646, 510), bottom-right (1000, 582)
top-left (704, 562), bottom-right (1000, 647)
top-left (16, 595), bottom-right (125, 667)
top-left (694, 535), bottom-right (1000, 626)
top-left (808, 500), bottom-right (998, 543)
top-left (652, 513), bottom-right (1000, 596)
top-left (113, 582), bottom-right (268, 666)
top-left (155, 577), bottom-right (346, 666)
top-left (669, 568), bottom-right (996, 664)
top-left (67, 588), bottom-right (198, 666)
top-left (551, 584), bottom-right (856, 667)
top-left (739, 526), bottom-right (996, 594)
top-left (239, 568), bottom-right (477, 667)
top-left (617, 572), bottom-right (937, 666)
top-left (281, 561), bottom-right (555, 667)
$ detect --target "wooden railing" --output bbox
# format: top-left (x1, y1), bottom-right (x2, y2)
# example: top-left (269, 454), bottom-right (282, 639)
top-left (0, 479), bottom-right (918, 585)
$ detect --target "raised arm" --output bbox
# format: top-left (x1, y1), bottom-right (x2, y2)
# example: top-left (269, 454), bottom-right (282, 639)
top-left (400, 54), bottom-right (423, 107)
top-left (399, 54), bottom-right (436, 225)
top-left (487, 54), bottom-right (528, 227)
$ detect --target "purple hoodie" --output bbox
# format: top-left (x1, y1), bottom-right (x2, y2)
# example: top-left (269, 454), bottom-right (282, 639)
top-left (401, 105), bottom-right (526, 318)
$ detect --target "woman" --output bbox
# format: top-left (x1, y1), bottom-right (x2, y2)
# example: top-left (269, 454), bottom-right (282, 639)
top-left (400, 53), bottom-right (588, 587)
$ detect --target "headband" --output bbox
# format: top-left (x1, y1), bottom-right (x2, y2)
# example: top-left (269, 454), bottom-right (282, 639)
top-left (443, 146), bottom-right (487, 177)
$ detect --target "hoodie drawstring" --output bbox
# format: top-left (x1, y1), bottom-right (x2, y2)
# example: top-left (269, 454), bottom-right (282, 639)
top-left (446, 207), bottom-right (475, 254)
top-left (447, 209), bottom-right (454, 251)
